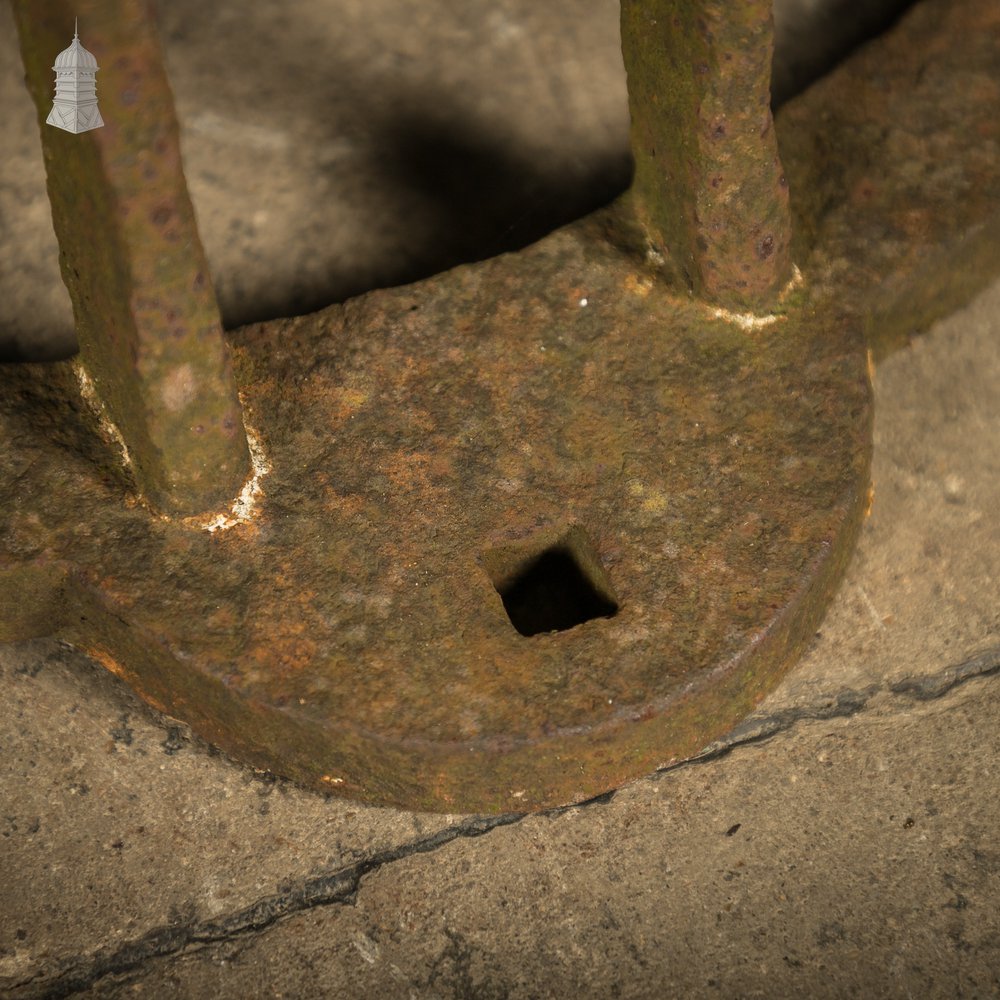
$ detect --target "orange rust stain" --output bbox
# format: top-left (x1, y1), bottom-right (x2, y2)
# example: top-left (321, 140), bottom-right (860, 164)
top-left (90, 647), bottom-right (130, 681)
top-left (580, 360), bottom-right (601, 396)
top-left (737, 512), bottom-right (764, 539)
top-left (305, 379), bottom-right (370, 426)
top-left (384, 450), bottom-right (436, 494)
top-left (89, 647), bottom-right (169, 715)
top-left (205, 606), bottom-right (239, 632)
top-left (275, 637), bottom-right (318, 675)
top-left (787, 521), bottom-right (814, 544)
top-left (322, 487), bottom-right (366, 518)
top-left (493, 299), bottom-right (526, 327)
top-left (231, 518), bottom-right (263, 542)
top-left (245, 566), bottom-right (326, 677)
top-left (432, 771), bottom-right (455, 807)
top-left (248, 630), bottom-right (318, 677)
top-left (623, 273), bottom-right (654, 297)
top-left (865, 483), bottom-right (876, 519)
top-left (427, 451), bottom-right (454, 480)
top-left (406, 407), bottom-right (437, 434)
top-left (97, 577), bottom-right (138, 610)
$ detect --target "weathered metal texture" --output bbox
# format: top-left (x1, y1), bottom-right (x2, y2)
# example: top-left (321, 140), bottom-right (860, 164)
top-left (621, 0), bottom-right (793, 310)
top-left (0, 222), bottom-right (872, 812)
top-left (10, 0), bottom-right (249, 516)
top-left (777, 0), bottom-right (1000, 362)
top-left (1, 0), bottom-right (997, 814)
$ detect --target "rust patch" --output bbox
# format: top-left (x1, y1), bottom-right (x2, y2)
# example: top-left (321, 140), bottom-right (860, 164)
top-left (1, 215), bottom-right (871, 811)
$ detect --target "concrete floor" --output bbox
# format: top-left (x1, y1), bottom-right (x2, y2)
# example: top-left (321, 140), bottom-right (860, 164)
top-left (2, 1), bottom-right (999, 997)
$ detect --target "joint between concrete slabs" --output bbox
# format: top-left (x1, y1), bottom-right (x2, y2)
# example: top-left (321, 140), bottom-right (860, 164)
top-left (7, 645), bottom-right (1000, 1000)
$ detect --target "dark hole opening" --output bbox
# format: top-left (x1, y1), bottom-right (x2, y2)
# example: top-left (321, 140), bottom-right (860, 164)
top-left (495, 545), bottom-right (618, 637)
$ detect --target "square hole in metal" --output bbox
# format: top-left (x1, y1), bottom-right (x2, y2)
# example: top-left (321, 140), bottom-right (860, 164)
top-left (482, 525), bottom-right (619, 637)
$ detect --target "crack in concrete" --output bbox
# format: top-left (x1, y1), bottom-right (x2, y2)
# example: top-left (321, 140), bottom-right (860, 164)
top-left (677, 646), bottom-right (1000, 773)
top-left (9, 645), bottom-right (1000, 999)
top-left (8, 814), bottom-right (524, 1000)
top-left (889, 647), bottom-right (1000, 699)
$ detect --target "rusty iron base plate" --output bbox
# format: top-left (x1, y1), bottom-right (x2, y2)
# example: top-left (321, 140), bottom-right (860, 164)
top-left (2, 0), bottom-right (998, 812)
top-left (3, 223), bottom-right (872, 813)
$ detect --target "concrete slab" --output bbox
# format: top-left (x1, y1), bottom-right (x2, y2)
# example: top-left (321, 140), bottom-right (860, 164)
top-left (79, 678), bottom-right (1000, 999)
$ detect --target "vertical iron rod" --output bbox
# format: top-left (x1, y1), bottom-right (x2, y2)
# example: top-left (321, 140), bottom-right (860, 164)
top-left (621, 0), bottom-right (793, 310)
top-left (12, 0), bottom-right (250, 515)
